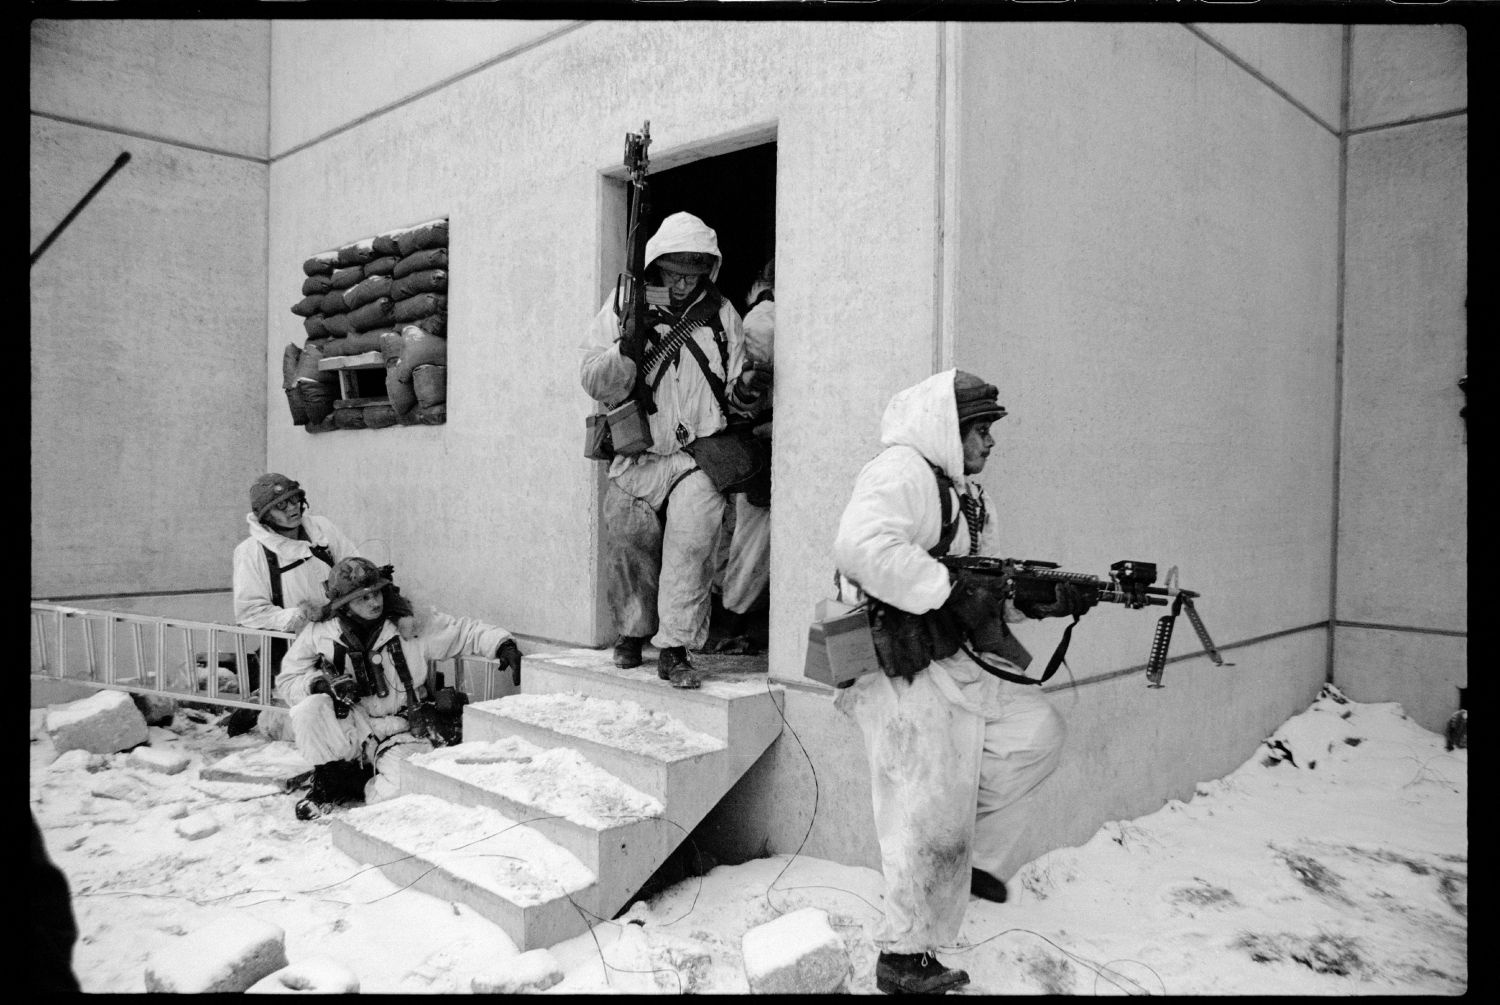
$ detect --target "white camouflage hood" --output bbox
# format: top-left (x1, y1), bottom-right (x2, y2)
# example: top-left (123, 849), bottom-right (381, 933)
top-left (644, 212), bottom-right (722, 283)
top-left (879, 369), bottom-right (967, 489)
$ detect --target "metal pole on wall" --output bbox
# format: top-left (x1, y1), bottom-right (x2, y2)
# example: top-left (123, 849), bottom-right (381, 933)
top-left (30, 151), bottom-right (132, 267)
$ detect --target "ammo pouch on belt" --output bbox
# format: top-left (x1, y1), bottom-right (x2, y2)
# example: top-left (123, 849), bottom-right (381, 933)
top-left (867, 601), bottom-right (964, 683)
top-left (868, 596), bottom-right (1034, 684)
top-left (684, 420), bottom-right (768, 494)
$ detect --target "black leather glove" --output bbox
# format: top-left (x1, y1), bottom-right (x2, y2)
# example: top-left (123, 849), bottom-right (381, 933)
top-left (618, 314), bottom-right (645, 362)
top-left (735, 361), bottom-right (773, 402)
top-left (496, 639), bottom-right (523, 687)
top-left (432, 686), bottom-right (469, 717)
top-left (940, 570), bottom-right (1010, 651)
top-left (1018, 582), bottom-right (1098, 620)
top-left (406, 702), bottom-right (439, 742)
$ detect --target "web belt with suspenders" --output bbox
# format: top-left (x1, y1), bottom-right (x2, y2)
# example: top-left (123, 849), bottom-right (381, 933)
top-left (331, 631), bottom-right (429, 756)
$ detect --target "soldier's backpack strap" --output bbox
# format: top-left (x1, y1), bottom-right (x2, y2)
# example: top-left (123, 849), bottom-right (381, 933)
top-left (927, 464), bottom-right (961, 559)
top-left (381, 636), bottom-right (424, 711)
top-left (262, 542), bottom-right (337, 609)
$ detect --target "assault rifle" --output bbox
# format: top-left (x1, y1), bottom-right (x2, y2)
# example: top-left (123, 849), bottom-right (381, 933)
top-left (605, 120), bottom-right (656, 455)
top-left (941, 557), bottom-right (1231, 687)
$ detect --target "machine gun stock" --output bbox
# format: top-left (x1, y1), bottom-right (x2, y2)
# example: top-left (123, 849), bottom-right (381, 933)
top-left (943, 556), bottom-right (1232, 687)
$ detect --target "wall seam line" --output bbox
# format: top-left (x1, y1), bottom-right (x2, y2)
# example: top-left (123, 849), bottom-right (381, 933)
top-left (778, 622), bottom-right (1335, 697)
top-left (932, 22), bottom-right (948, 374)
top-left (268, 20), bottom-right (590, 164)
top-left (29, 111), bottom-right (268, 164)
top-left (1328, 25), bottom-right (1351, 687)
top-left (1347, 107), bottom-right (1467, 136)
top-left (1182, 24), bottom-right (1340, 137)
top-left (262, 20), bottom-right (274, 480)
top-left (1334, 621), bottom-right (1468, 639)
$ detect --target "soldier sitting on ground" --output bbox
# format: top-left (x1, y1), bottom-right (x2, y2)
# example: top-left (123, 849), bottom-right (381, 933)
top-left (277, 557), bottom-right (522, 820)
top-left (229, 473), bottom-right (413, 736)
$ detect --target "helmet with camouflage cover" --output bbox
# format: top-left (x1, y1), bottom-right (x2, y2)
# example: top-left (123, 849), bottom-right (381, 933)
top-left (323, 557), bottom-right (391, 611)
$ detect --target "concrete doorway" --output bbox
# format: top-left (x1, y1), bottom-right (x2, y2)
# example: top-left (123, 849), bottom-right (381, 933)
top-left (593, 137), bottom-right (777, 664)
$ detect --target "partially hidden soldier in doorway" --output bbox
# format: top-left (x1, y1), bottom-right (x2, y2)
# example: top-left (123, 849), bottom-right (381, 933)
top-left (229, 473), bottom-right (413, 737)
top-left (580, 212), bottom-right (770, 688)
top-left (714, 259), bottom-right (775, 653)
top-left (278, 557), bottom-right (522, 820)
top-left (832, 370), bottom-right (1097, 994)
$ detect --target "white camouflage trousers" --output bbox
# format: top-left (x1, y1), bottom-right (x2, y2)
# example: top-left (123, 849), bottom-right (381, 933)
top-left (288, 693), bottom-right (434, 803)
top-left (605, 468), bottom-right (726, 651)
top-left (842, 665), bottom-right (1066, 953)
top-left (721, 494), bottom-right (771, 615)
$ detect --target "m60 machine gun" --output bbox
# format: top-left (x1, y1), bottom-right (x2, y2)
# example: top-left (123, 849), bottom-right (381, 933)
top-left (943, 557), bottom-right (1232, 687)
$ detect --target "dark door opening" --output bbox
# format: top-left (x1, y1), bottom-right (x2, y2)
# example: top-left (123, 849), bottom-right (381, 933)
top-left (644, 143), bottom-right (776, 315)
top-left (630, 141), bottom-right (777, 657)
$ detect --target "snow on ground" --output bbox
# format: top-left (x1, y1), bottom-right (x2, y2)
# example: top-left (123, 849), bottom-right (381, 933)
top-left (29, 684), bottom-right (1465, 994)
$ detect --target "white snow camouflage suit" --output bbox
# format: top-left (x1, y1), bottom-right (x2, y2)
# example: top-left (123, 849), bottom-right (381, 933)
top-left (579, 211), bottom-right (749, 651)
top-left (278, 612), bottom-right (512, 803)
top-left (832, 369), bottom-right (1066, 955)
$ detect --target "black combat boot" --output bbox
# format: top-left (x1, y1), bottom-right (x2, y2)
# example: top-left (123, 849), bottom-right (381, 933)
top-left (613, 635), bottom-right (645, 669)
top-left (712, 609), bottom-right (755, 654)
top-left (970, 867), bottom-right (1008, 903)
top-left (875, 952), bottom-right (970, 995)
top-left (656, 646), bottom-right (702, 689)
top-left (220, 709), bottom-right (260, 736)
top-left (294, 760), bottom-right (372, 821)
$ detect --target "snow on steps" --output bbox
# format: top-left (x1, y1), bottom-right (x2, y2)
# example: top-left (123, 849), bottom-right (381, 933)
top-left (399, 736), bottom-right (669, 925)
top-left (329, 793), bottom-right (595, 952)
top-left (336, 647), bottom-right (786, 951)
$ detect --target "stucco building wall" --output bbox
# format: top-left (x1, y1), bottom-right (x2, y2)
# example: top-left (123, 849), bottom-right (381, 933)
top-left (1335, 25), bottom-right (1467, 732)
top-left (30, 19), bottom-right (1465, 876)
top-left (30, 20), bottom-right (271, 598)
top-left (265, 20), bottom-right (943, 645)
top-left (742, 22), bottom-right (1347, 869)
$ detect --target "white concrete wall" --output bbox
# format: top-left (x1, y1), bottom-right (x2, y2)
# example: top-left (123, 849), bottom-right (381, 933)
top-left (265, 21), bottom-right (942, 647)
top-left (30, 20), bottom-right (271, 598)
top-left (1335, 25), bottom-right (1467, 731)
top-left (723, 22), bottom-right (1349, 871)
top-left (268, 20), bottom-right (577, 156)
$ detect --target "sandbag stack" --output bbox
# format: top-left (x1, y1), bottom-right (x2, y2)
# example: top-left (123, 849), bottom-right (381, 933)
top-left (287, 217), bottom-right (448, 431)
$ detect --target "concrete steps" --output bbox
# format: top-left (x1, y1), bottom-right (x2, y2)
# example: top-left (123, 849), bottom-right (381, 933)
top-left (330, 646), bottom-right (785, 951)
top-left (329, 793), bottom-right (596, 951)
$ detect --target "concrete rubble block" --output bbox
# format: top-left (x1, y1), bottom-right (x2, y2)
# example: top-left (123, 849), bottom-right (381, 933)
top-left (128, 745), bottom-right (191, 775)
top-left (741, 907), bottom-right (851, 995)
top-left (48, 749), bottom-right (105, 773)
top-left (46, 689), bottom-right (149, 756)
top-left (246, 957), bottom-right (360, 994)
top-left (471, 948), bottom-right (565, 994)
top-left (144, 913), bottom-right (288, 993)
top-left (90, 775), bottom-right (144, 801)
top-left (131, 692), bottom-right (179, 726)
top-left (200, 741), bottom-right (314, 789)
top-left (176, 812), bottom-right (221, 840)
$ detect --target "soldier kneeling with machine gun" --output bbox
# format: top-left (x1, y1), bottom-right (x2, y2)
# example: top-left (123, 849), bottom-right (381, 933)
top-left (278, 557), bottom-right (523, 820)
